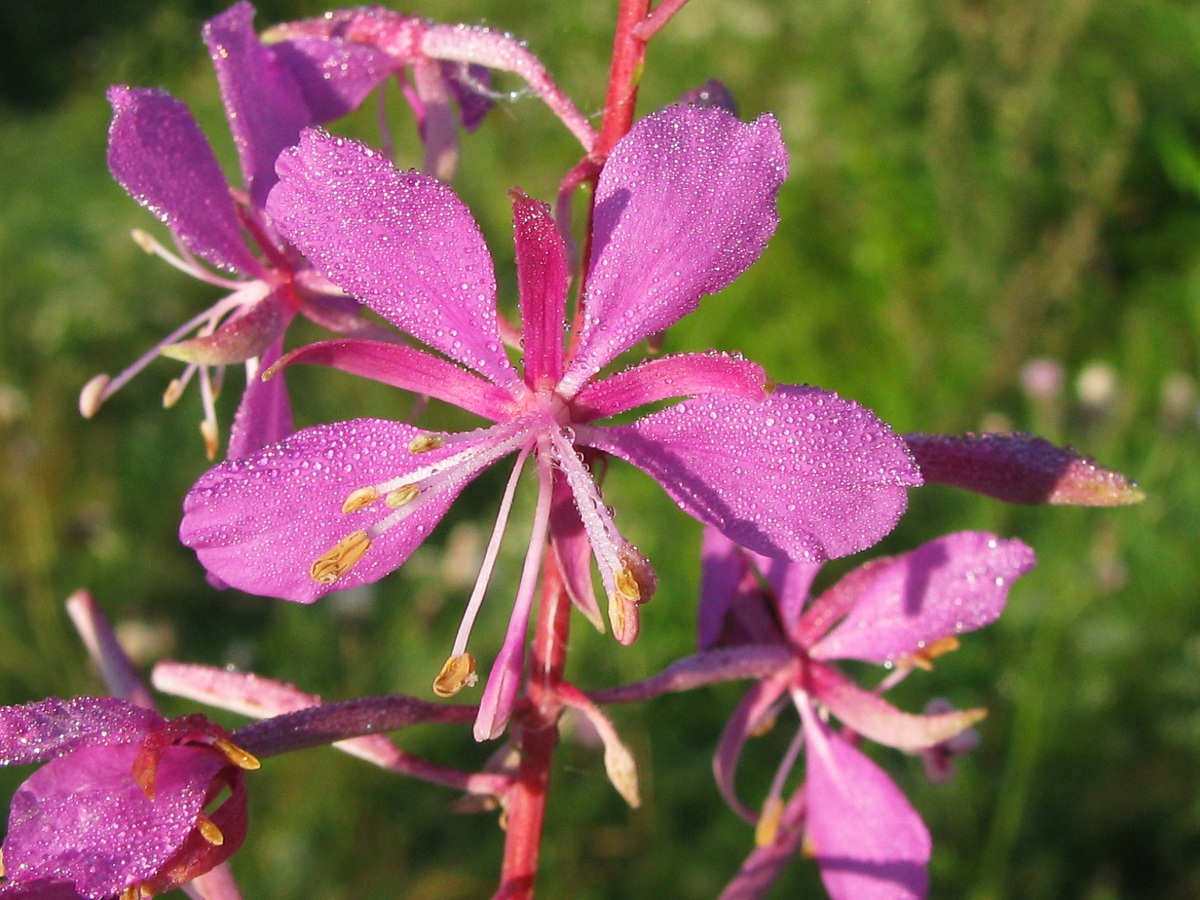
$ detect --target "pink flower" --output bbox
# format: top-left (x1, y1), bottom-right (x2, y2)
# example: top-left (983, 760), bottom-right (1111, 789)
top-left (84, 2), bottom-right (390, 459)
top-left (702, 528), bottom-right (1035, 899)
top-left (0, 698), bottom-right (258, 900)
top-left (180, 105), bottom-right (920, 740)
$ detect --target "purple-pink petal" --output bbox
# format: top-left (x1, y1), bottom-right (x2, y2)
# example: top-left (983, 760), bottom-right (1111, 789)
top-left (548, 476), bottom-right (606, 632)
top-left (512, 190), bottom-right (568, 388)
top-left (580, 385), bottom-right (919, 563)
top-left (2, 745), bottom-right (225, 898)
top-left (269, 36), bottom-right (393, 122)
top-left (227, 337), bottom-right (294, 459)
top-left (180, 419), bottom-right (506, 601)
top-left (0, 697), bottom-right (159, 766)
top-left (810, 532), bottom-right (1035, 666)
top-left (268, 339), bottom-right (515, 422)
top-left (562, 106), bottom-right (787, 390)
top-left (204, 1), bottom-right (314, 209)
top-left (267, 129), bottom-right (519, 387)
top-left (807, 663), bottom-right (986, 752)
top-left (106, 87), bottom-right (260, 275)
top-left (571, 353), bottom-right (769, 422)
top-left (803, 715), bottom-right (930, 900)
top-left (442, 61), bottom-right (494, 130)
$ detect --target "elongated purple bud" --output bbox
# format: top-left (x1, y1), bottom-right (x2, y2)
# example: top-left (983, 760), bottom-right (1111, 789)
top-left (905, 432), bottom-right (1144, 506)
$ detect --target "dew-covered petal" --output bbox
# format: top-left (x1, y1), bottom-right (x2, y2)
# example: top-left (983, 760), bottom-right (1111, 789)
top-left (580, 385), bottom-right (919, 563)
top-left (267, 129), bottom-right (518, 386)
top-left (810, 532), bottom-right (1035, 665)
top-left (204, 1), bottom-right (314, 209)
top-left (0, 697), bottom-right (160, 766)
top-left (512, 190), bottom-right (567, 388)
top-left (571, 353), bottom-right (769, 421)
top-left (106, 87), bottom-right (259, 275)
top-left (807, 662), bottom-right (987, 752)
top-left (0, 878), bottom-right (86, 898)
top-left (267, 339), bottom-right (516, 422)
top-left (803, 713), bottom-right (930, 900)
top-left (905, 432), bottom-right (1145, 506)
top-left (561, 106), bottom-right (786, 391)
top-left (227, 337), bottom-right (294, 460)
top-left (2, 744), bottom-right (225, 899)
top-left (181, 419), bottom-right (512, 602)
top-left (269, 36), bottom-right (393, 122)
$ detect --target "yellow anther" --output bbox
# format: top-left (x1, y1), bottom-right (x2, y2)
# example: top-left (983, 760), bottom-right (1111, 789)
top-left (408, 434), bottom-right (446, 454)
top-left (310, 531), bottom-right (372, 584)
top-left (749, 711), bottom-right (778, 738)
top-left (755, 796), bottom-right (785, 847)
top-left (1, 846), bottom-right (6, 877)
top-left (79, 374), bottom-right (110, 418)
top-left (131, 228), bottom-right (157, 254)
top-left (385, 484), bottom-right (421, 508)
top-left (432, 653), bottom-right (478, 698)
top-left (200, 419), bottom-right (219, 461)
top-left (763, 377), bottom-right (778, 394)
top-left (162, 378), bottom-right (185, 409)
top-left (615, 566), bottom-right (642, 603)
top-left (212, 737), bottom-right (261, 770)
top-left (196, 813), bottom-right (225, 846)
top-left (901, 635), bottom-right (961, 672)
top-left (342, 486), bottom-right (380, 513)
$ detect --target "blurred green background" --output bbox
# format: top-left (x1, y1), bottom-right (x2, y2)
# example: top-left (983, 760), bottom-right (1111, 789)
top-left (2, 0), bottom-right (1198, 897)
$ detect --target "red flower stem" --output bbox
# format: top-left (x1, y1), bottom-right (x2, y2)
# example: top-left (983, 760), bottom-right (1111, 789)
top-left (495, 551), bottom-right (572, 900)
top-left (595, 0), bottom-right (652, 161)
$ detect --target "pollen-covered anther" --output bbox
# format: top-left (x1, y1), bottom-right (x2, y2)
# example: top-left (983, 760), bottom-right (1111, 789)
top-left (763, 377), bottom-right (779, 394)
top-left (196, 813), bottom-right (225, 846)
top-left (200, 419), bottom-right (219, 461)
top-left (755, 795), bottom-right (785, 847)
top-left (432, 652), bottom-right (478, 698)
top-left (900, 635), bottom-right (961, 671)
top-left (310, 530), bottom-right (372, 584)
top-left (79, 374), bottom-right (111, 418)
top-left (162, 378), bottom-right (185, 408)
top-left (614, 549), bottom-right (657, 605)
top-left (408, 433), bottom-right (446, 454)
top-left (342, 486), bottom-right (380, 513)
top-left (385, 484), bottom-right (421, 508)
top-left (212, 737), bottom-right (261, 770)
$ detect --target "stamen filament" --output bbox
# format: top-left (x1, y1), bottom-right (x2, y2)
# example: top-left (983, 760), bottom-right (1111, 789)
top-left (131, 228), bottom-right (245, 290)
top-left (757, 725), bottom-right (806, 847)
top-left (451, 446), bottom-right (532, 657)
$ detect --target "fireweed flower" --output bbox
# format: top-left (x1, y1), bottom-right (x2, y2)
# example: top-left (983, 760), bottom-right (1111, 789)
top-left (83, 2), bottom-right (395, 460)
top-left (180, 105), bottom-right (920, 740)
top-left (0, 697), bottom-right (258, 900)
top-left (263, 5), bottom-right (597, 180)
top-left (700, 528), bottom-right (1035, 900)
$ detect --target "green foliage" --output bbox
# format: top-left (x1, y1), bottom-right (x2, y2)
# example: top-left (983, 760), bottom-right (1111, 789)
top-left (3, 0), bottom-right (1199, 897)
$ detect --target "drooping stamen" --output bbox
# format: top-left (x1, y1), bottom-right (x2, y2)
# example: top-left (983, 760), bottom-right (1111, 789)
top-left (79, 374), bottom-right (111, 418)
top-left (409, 433), bottom-right (447, 453)
top-left (450, 447), bottom-right (532, 660)
top-left (130, 228), bottom-right (244, 290)
top-left (756, 725), bottom-right (806, 847)
top-left (433, 652), bottom-right (478, 697)
top-left (342, 486), bottom-right (381, 513)
top-left (547, 428), bottom-right (655, 644)
top-left (310, 531), bottom-right (372, 585)
top-left (196, 813), bottom-right (225, 846)
top-left (162, 377), bottom-right (187, 408)
top-left (473, 444), bottom-right (555, 741)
